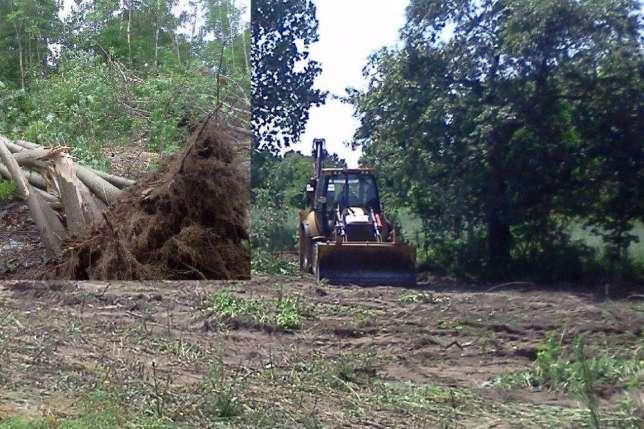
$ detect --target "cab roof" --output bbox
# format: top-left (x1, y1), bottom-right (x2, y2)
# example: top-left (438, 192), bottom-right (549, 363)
top-left (320, 168), bottom-right (375, 175)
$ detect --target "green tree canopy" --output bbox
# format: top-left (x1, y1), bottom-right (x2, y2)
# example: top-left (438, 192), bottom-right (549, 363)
top-left (251, 0), bottom-right (326, 151)
top-left (351, 0), bottom-right (643, 281)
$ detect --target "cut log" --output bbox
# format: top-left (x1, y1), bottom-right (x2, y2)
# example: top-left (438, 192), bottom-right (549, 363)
top-left (53, 155), bottom-right (89, 238)
top-left (0, 136), bottom-right (64, 258)
top-left (14, 139), bottom-right (39, 150)
top-left (90, 168), bottom-right (136, 189)
top-left (10, 138), bottom-right (135, 190)
top-left (77, 178), bottom-right (107, 221)
top-left (76, 165), bottom-right (123, 205)
top-left (4, 140), bottom-right (28, 154)
top-left (13, 147), bottom-right (68, 164)
top-left (0, 162), bottom-right (48, 190)
top-left (34, 187), bottom-right (62, 209)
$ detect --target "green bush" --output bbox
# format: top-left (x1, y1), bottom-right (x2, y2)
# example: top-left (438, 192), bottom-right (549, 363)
top-left (251, 250), bottom-right (298, 276)
top-left (1, 51), bottom-right (234, 171)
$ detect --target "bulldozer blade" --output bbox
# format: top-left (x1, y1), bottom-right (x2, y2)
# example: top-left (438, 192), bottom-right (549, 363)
top-left (314, 242), bottom-right (416, 286)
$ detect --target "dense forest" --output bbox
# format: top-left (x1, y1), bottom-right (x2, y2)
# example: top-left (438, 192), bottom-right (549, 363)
top-left (0, 0), bottom-right (249, 171)
top-left (251, 0), bottom-right (643, 283)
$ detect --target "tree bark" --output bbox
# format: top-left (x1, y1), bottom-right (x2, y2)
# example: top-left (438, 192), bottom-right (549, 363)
top-left (127, 2), bottom-right (133, 66)
top-left (0, 162), bottom-right (48, 190)
top-left (7, 138), bottom-right (134, 189)
top-left (53, 155), bottom-right (89, 238)
top-left (172, 30), bottom-right (182, 66)
top-left (90, 169), bottom-right (135, 189)
top-left (486, 139), bottom-right (511, 281)
top-left (154, 0), bottom-right (160, 69)
top-left (0, 136), bottom-right (64, 258)
top-left (12, 21), bottom-right (25, 91)
top-left (76, 165), bottom-right (124, 205)
top-left (13, 147), bottom-right (67, 164)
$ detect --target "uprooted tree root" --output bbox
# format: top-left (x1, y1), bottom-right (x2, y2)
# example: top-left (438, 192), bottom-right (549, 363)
top-left (50, 118), bottom-right (250, 280)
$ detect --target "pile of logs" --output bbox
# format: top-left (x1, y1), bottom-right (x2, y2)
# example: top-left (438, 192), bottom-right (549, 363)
top-left (0, 135), bottom-right (135, 258)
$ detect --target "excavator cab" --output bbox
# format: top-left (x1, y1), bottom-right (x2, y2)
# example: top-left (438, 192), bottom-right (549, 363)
top-left (315, 171), bottom-right (384, 239)
top-left (299, 139), bottom-right (416, 286)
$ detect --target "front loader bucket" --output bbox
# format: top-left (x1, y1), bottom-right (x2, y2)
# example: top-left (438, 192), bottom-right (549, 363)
top-left (314, 242), bottom-right (416, 286)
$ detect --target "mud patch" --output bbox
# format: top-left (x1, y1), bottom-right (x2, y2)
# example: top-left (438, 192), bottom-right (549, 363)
top-left (51, 117), bottom-right (249, 280)
top-left (0, 203), bottom-right (46, 279)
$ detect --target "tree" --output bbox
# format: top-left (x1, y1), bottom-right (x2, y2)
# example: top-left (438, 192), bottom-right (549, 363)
top-left (0, 0), bottom-right (61, 89)
top-left (352, 0), bottom-right (643, 280)
top-left (251, 0), bottom-right (326, 152)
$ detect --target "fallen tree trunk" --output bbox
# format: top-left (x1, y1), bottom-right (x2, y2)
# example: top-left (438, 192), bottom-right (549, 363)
top-left (76, 165), bottom-right (123, 205)
top-left (9, 139), bottom-right (134, 190)
top-left (34, 187), bottom-right (62, 209)
top-left (6, 139), bottom-right (124, 205)
top-left (53, 155), bottom-right (89, 238)
top-left (13, 147), bottom-right (68, 165)
top-left (0, 162), bottom-right (48, 190)
top-left (92, 169), bottom-right (136, 189)
top-left (0, 136), bottom-right (65, 258)
top-left (1, 134), bottom-right (137, 260)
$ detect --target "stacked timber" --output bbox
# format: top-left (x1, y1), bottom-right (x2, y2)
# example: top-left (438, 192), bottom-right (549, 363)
top-left (0, 135), bottom-right (135, 258)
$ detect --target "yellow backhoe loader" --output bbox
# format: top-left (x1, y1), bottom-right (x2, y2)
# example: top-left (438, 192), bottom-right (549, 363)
top-left (298, 138), bottom-right (416, 285)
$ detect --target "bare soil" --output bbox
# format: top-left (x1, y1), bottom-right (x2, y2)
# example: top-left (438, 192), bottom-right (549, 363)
top-left (0, 202), bottom-right (46, 279)
top-left (0, 277), bottom-right (641, 427)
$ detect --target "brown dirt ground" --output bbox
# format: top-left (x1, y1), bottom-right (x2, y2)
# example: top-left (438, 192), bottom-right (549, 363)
top-left (0, 202), bottom-right (46, 278)
top-left (0, 277), bottom-right (641, 428)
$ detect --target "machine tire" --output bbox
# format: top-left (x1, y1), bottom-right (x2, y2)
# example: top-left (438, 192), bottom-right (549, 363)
top-left (299, 224), bottom-right (314, 274)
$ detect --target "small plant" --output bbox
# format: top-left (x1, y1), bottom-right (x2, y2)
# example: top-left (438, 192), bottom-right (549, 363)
top-left (201, 360), bottom-right (243, 421)
top-left (211, 385), bottom-right (243, 419)
top-left (209, 291), bottom-right (265, 321)
top-left (251, 250), bottom-right (298, 276)
top-left (351, 308), bottom-right (376, 330)
top-left (275, 297), bottom-right (302, 331)
top-left (208, 290), bottom-right (306, 332)
top-left (574, 338), bottom-right (600, 429)
top-left (163, 337), bottom-right (204, 361)
top-left (0, 180), bottom-right (17, 202)
top-left (329, 351), bottom-right (378, 387)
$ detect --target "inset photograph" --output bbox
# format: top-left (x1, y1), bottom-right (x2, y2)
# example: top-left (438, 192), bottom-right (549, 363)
top-left (0, 0), bottom-right (250, 280)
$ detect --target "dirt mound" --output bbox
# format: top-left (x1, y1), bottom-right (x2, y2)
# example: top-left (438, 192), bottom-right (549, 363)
top-left (51, 117), bottom-right (249, 280)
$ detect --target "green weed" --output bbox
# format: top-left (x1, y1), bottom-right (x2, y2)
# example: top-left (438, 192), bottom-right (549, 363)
top-left (351, 308), bottom-right (376, 329)
top-left (0, 180), bottom-right (17, 202)
top-left (275, 297), bottom-right (302, 331)
top-left (200, 360), bottom-right (243, 422)
top-left (0, 389), bottom-right (183, 429)
top-left (494, 332), bottom-right (643, 394)
top-left (251, 250), bottom-right (298, 276)
top-left (208, 291), bottom-right (306, 332)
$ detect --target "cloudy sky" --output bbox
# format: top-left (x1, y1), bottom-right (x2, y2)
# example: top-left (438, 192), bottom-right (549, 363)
top-left (295, 0), bottom-right (408, 167)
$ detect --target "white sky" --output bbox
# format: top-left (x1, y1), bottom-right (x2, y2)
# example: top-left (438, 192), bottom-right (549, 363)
top-left (294, 0), bottom-right (408, 167)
